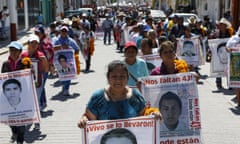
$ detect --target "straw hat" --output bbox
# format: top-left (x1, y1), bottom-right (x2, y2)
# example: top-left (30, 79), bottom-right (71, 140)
top-left (216, 17), bottom-right (232, 28)
top-left (187, 16), bottom-right (196, 24)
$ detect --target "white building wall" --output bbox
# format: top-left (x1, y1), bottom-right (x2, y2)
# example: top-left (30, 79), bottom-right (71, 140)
top-left (56, 0), bottom-right (64, 21)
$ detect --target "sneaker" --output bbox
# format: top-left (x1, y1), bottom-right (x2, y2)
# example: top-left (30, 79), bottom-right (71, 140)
top-left (9, 134), bottom-right (17, 143)
top-left (34, 123), bottom-right (40, 130)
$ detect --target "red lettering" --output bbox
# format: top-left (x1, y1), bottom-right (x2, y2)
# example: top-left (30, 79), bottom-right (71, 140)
top-left (144, 79), bottom-right (158, 85)
top-left (160, 139), bottom-right (174, 144)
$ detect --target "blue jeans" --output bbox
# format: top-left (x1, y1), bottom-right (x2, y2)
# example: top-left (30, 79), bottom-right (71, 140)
top-left (40, 72), bottom-right (48, 106)
top-left (1, 20), bottom-right (6, 36)
top-left (103, 28), bottom-right (111, 44)
top-left (62, 80), bottom-right (71, 91)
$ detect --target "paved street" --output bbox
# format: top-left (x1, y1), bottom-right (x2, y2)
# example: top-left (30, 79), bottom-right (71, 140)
top-left (0, 34), bottom-right (240, 144)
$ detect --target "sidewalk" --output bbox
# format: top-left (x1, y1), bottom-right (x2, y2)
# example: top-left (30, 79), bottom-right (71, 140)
top-left (0, 28), bottom-right (34, 55)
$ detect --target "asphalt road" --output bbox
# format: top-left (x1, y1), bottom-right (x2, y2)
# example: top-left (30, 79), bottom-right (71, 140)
top-left (0, 35), bottom-right (240, 144)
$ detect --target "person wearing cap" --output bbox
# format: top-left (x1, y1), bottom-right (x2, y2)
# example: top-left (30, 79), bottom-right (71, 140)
top-left (21, 34), bottom-right (49, 130)
top-left (226, 26), bottom-right (240, 106)
top-left (80, 13), bottom-right (91, 31)
top-left (211, 17), bottom-right (234, 89)
top-left (1, 41), bottom-right (27, 144)
top-left (102, 13), bottom-right (114, 45)
top-left (124, 41), bottom-right (149, 87)
top-left (188, 16), bottom-right (196, 32)
top-left (136, 25), bottom-right (151, 50)
top-left (34, 25), bottom-right (54, 110)
top-left (53, 25), bottom-right (80, 96)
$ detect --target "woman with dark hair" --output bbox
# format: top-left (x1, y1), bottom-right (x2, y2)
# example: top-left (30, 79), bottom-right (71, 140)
top-left (1, 41), bottom-right (28, 144)
top-left (101, 128), bottom-right (137, 144)
top-left (78, 60), bottom-right (161, 128)
top-left (150, 41), bottom-right (189, 75)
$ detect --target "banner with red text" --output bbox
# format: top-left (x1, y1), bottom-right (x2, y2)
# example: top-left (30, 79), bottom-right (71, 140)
top-left (0, 69), bottom-right (41, 126)
top-left (54, 49), bottom-right (77, 81)
top-left (82, 116), bottom-right (158, 144)
top-left (140, 72), bottom-right (202, 143)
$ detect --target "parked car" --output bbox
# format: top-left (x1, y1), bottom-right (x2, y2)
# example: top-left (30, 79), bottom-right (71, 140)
top-left (64, 8), bottom-right (93, 18)
top-left (169, 13), bottom-right (199, 26)
top-left (150, 9), bottom-right (166, 22)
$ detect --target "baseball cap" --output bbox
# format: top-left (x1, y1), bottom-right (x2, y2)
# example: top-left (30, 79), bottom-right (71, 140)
top-left (28, 34), bottom-right (40, 43)
top-left (124, 41), bottom-right (137, 50)
top-left (60, 25), bottom-right (69, 31)
top-left (7, 41), bottom-right (23, 50)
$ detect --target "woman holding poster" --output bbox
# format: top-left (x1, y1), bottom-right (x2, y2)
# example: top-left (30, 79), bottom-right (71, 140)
top-left (78, 60), bottom-right (162, 128)
top-left (151, 41), bottom-right (189, 75)
top-left (1, 41), bottom-right (30, 144)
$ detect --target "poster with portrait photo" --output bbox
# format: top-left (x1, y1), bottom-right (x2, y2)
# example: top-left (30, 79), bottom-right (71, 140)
top-left (54, 49), bottom-right (77, 81)
top-left (208, 38), bottom-right (229, 77)
top-left (140, 73), bottom-right (202, 143)
top-left (0, 69), bottom-right (41, 126)
top-left (82, 116), bottom-right (158, 144)
top-left (228, 51), bottom-right (240, 88)
top-left (176, 36), bottom-right (201, 66)
top-left (139, 54), bottom-right (162, 73)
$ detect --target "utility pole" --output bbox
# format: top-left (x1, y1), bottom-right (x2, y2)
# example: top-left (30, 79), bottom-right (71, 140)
top-left (8, 0), bottom-right (17, 41)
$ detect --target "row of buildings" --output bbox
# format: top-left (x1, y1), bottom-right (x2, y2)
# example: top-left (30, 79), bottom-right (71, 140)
top-left (0, 0), bottom-right (239, 32)
top-left (152, 0), bottom-right (239, 29)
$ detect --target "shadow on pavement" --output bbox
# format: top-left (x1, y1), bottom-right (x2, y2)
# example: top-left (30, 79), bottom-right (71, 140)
top-left (51, 81), bottom-right (79, 87)
top-left (81, 70), bottom-right (95, 74)
top-left (229, 107), bottom-right (240, 115)
top-left (50, 93), bottom-right (80, 101)
top-left (212, 88), bottom-right (235, 95)
top-left (24, 125), bottom-right (47, 143)
top-left (40, 110), bottom-right (54, 118)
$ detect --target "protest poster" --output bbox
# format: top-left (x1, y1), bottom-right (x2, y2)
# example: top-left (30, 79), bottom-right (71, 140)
top-left (140, 73), bottom-right (202, 143)
top-left (54, 49), bottom-right (77, 81)
top-left (82, 116), bottom-right (158, 144)
top-left (139, 54), bottom-right (162, 73)
top-left (0, 69), bottom-right (41, 126)
top-left (228, 51), bottom-right (240, 88)
top-left (208, 38), bottom-right (229, 77)
top-left (177, 36), bottom-right (201, 66)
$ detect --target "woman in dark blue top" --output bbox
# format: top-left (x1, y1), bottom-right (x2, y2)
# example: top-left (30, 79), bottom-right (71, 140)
top-left (78, 60), bottom-right (161, 128)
